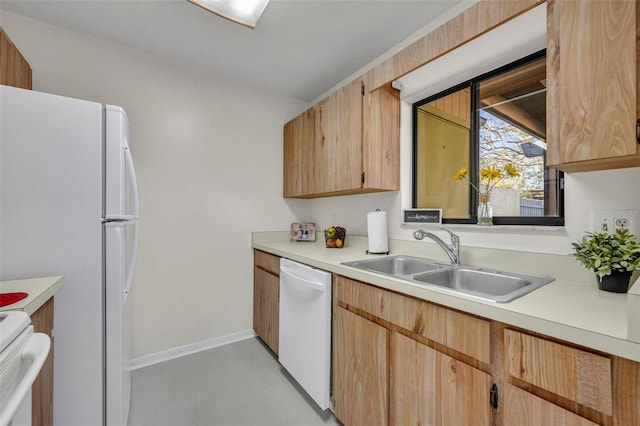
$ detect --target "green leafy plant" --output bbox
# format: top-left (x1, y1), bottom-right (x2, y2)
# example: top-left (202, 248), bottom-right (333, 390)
top-left (572, 229), bottom-right (640, 277)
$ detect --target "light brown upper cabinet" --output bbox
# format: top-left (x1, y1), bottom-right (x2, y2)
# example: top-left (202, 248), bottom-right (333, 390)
top-left (314, 79), bottom-right (364, 195)
top-left (283, 108), bottom-right (316, 197)
top-left (547, 0), bottom-right (640, 172)
top-left (283, 79), bottom-right (399, 198)
top-left (0, 28), bottom-right (32, 90)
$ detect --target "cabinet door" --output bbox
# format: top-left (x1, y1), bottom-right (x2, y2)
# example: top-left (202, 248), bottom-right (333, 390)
top-left (333, 307), bottom-right (388, 426)
top-left (503, 384), bottom-right (599, 426)
top-left (362, 82), bottom-right (400, 191)
top-left (283, 108), bottom-right (316, 197)
top-left (547, 0), bottom-right (639, 171)
top-left (316, 79), bottom-right (364, 195)
top-left (253, 267), bottom-right (279, 354)
top-left (390, 331), bottom-right (491, 426)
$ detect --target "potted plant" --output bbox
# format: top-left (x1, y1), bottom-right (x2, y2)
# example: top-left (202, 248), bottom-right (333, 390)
top-left (572, 229), bottom-right (640, 293)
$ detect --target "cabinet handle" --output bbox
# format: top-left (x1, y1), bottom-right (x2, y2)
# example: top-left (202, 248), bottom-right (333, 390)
top-left (489, 383), bottom-right (499, 409)
top-left (636, 119), bottom-right (640, 143)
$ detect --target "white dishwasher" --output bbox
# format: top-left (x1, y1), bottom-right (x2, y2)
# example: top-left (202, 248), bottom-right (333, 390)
top-left (279, 258), bottom-right (332, 410)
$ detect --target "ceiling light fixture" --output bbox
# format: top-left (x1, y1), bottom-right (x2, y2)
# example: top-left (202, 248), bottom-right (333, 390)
top-left (187, 0), bottom-right (270, 29)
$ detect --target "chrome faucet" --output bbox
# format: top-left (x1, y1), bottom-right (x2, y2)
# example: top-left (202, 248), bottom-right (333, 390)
top-left (412, 228), bottom-right (461, 266)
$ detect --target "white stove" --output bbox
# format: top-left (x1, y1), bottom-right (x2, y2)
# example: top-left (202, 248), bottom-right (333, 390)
top-left (0, 311), bottom-right (50, 426)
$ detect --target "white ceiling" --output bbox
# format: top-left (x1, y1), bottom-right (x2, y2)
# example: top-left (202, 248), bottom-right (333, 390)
top-left (0, 0), bottom-right (468, 101)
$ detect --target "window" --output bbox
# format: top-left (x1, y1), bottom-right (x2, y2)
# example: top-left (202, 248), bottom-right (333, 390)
top-left (412, 50), bottom-right (563, 226)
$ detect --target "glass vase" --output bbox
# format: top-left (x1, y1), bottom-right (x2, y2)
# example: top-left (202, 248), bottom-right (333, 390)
top-left (477, 194), bottom-right (493, 226)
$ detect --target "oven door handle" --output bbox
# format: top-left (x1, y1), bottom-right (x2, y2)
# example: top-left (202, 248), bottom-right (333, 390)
top-left (0, 333), bottom-right (51, 426)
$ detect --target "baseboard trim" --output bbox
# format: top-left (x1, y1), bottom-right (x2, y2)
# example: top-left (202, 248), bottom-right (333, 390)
top-left (128, 329), bottom-right (257, 370)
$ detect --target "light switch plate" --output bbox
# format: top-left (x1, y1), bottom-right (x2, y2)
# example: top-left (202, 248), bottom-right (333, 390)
top-left (590, 209), bottom-right (639, 236)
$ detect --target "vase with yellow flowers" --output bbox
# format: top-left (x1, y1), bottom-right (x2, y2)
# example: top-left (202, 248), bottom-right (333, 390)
top-left (453, 164), bottom-right (520, 225)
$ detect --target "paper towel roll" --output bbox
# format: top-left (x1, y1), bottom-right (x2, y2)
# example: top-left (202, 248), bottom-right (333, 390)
top-left (367, 210), bottom-right (389, 254)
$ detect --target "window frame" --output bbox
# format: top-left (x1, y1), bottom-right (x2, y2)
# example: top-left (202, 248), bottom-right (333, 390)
top-left (411, 49), bottom-right (564, 227)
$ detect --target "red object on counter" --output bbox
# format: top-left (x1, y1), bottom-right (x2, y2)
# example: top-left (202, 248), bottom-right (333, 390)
top-left (0, 292), bottom-right (28, 307)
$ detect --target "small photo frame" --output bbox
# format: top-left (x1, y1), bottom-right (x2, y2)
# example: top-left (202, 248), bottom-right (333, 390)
top-left (290, 222), bottom-right (316, 241)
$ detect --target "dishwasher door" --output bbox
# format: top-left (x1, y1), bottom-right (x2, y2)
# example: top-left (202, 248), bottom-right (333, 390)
top-left (279, 258), bottom-right (332, 410)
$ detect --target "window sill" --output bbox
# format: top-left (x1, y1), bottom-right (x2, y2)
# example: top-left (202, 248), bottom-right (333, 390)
top-left (403, 223), bottom-right (567, 235)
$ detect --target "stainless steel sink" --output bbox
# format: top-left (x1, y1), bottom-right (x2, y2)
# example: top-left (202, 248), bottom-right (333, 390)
top-left (341, 255), bottom-right (446, 276)
top-left (341, 256), bottom-right (554, 303)
top-left (412, 267), bottom-right (554, 302)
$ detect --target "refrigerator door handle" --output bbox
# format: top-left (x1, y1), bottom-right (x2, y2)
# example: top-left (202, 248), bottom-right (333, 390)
top-left (124, 220), bottom-right (138, 297)
top-left (124, 141), bottom-right (139, 219)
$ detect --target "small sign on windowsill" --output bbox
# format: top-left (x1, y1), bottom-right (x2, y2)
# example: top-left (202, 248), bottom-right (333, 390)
top-left (402, 209), bottom-right (442, 225)
top-left (290, 223), bottom-right (316, 241)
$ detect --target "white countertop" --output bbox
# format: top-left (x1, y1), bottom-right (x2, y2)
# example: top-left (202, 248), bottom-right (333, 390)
top-left (0, 276), bottom-right (64, 315)
top-left (252, 231), bottom-right (640, 362)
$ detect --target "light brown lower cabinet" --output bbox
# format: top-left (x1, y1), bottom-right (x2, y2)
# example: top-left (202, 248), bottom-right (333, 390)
top-left (333, 275), bottom-right (492, 426)
top-left (390, 331), bottom-right (491, 426)
top-left (331, 274), bottom-right (640, 426)
top-left (253, 250), bottom-right (280, 354)
top-left (333, 306), bottom-right (388, 426)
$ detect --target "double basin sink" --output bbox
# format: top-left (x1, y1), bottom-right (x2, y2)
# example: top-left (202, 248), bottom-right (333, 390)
top-left (341, 255), bottom-right (554, 303)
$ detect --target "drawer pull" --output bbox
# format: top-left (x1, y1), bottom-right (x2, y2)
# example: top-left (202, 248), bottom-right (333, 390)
top-left (490, 383), bottom-right (499, 409)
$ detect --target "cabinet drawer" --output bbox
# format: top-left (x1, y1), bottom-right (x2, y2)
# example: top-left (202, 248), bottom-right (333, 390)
top-left (335, 275), bottom-right (391, 322)
top-left (503, 383), bottom-right (599, 426)
top-left (254, 250), bottom-right (280, 275)
top-left (505, 329), bottom-right (612, 416)
top-left (390, 292), bottom-right (491, 364)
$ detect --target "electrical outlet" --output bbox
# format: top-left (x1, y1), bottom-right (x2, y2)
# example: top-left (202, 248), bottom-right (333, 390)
top-left (591, 209), bottom-right (639, 236)
top-left (615, 218), bottom-right (630, 231)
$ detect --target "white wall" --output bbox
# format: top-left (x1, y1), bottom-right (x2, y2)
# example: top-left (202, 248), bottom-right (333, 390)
top-left (0, 11), bottom-right (307, 357)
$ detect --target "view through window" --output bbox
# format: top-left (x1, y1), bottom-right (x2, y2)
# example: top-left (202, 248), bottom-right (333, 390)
top-left (413, 51), bottom-right (563, 226)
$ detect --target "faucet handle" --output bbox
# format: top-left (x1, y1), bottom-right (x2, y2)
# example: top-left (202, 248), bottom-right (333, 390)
top-left (413, 229), bottom-right (426, 240)
top-left (440, 227), bottom-right (459, 241)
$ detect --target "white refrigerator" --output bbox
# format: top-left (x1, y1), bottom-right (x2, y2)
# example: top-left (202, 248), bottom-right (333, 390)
top-left (0, 85), bottom-right (139, 426)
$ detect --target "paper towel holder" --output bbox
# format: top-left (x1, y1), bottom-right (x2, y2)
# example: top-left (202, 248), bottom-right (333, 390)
top-left (366, 209), bottom-right (390, 255)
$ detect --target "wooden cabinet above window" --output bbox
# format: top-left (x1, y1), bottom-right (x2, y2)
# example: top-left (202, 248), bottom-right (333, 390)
top-left (283, 79), bottom-right (399, 198)
top-left (546, 0), bottom-right (640, 172)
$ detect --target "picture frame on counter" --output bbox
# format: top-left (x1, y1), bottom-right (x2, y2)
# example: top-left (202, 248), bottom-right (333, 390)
top-left (290, 222), bottom-right (316, 241)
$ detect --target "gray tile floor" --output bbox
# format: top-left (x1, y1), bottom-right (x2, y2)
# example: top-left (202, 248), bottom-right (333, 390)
top-left (128, 337), bottom-right (342, 426)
